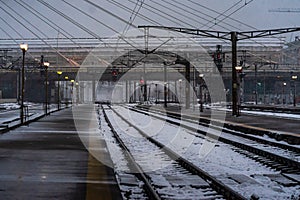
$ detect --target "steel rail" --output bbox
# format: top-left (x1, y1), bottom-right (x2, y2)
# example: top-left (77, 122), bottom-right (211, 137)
top-left (102, 105), bottom-right (161, 200)
top-left (130, 105), bottom-right (300, 173)
top-left (109, 105), bottom-right (246, 200)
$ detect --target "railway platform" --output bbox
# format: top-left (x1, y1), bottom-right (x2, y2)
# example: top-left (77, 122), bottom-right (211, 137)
top-left (0, 108), bottom-right (122, 200)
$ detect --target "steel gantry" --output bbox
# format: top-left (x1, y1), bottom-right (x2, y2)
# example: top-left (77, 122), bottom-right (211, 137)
top-left (138, 26), bottom-right (300, 116)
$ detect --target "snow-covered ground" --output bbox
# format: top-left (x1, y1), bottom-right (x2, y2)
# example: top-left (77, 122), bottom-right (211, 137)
top-left (242, 110), bottom-right (300, 120)
top-left (206, 104), bottom-right (300, 120)
top-left (105, 105), bottom-right (300, 199)
top-left (0, 103), bottom-right (63, 128)
top-left (130, 105), bottom-right (300, 162)
top-left (0, 102), bottom-right (20, 110)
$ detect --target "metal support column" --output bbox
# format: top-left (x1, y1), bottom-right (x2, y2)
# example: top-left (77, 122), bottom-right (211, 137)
top-left (199, 84), bottom-right (203, 112)
top-left (20, 50), bottom-right (25, 124)
top-left (92, 80), bottom-right (95, 102)
top-left (255, 64), bottom-right (258, 105)
top-left (164, 63), bottom-right (167, 107)
top-left (126, 80), bottom-right (128, 103)
top-left (45, 63), bottom-right (48, 115)
top-left (134, 81), bottom-right (137, 102)
top-left (185, 62), bottom-right (190, 109)
top-left (231, 32), bottom-right (238, 116)
top-left (174, 81), bottom-right (177, 102)
top-left (129, 81), bottom-right (131, 103)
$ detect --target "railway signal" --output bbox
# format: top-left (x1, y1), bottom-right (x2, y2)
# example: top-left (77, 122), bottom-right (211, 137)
top-left (111, 68), bottom-right (118, 81)
top-left (140, 77), bottom-right (144, 85)
top-left (213, 45), bottom-right (224, 72)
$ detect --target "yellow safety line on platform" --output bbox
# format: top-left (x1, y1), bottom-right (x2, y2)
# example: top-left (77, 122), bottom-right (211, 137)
top-left (85, 153), bottom-right (113, 200)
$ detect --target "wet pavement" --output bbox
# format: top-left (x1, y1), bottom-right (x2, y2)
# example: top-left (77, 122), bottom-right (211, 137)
top-left (0, 108), bottom-right (122, 200)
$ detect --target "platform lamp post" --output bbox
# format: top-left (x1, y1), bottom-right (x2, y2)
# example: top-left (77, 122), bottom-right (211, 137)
top-left (43, 61), bottom-right (50, 115)
top-left (235, 65), bottom-right (243, 116)
top-left (199, 74), bottom-right (204, 112)
top-left (64, 76), bottom-right (69, 106)
top-left (155, 83), bottom-right (158, 103)
top-left (292, 75), bottom-right (297, 106)
top-left (20, 43), bottom-right (28, 124)
top-left (57, 71), bottom-right (62, 110)
top-left (75, 82), bottom-right (79, 104)
top-left (179, 79), bottom-right (182, 106)
top-left (282, 82), bottom-right (287, 105)
top-left (70, 79), bottom-right (74, 104)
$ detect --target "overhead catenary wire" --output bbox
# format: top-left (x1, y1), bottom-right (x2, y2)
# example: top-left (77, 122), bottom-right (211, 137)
top-left (185, 0), bottom-right (284, 44)
top-left (186, 0), bottom-right (256, 31)
top-left (0, 0), bottom-right (79, 65)
top-left (158, 0), bottom-right (226, 30)
top-left (107, 0), bottom-right (229, 49)
top-left (125, 0), bottom-right (196, 28)
top-left (33, 0), bottom-right (160, 66)
top-left (143, 0), bottom-right (292, 68)
top-left (0, 0), bottom-right (296, 69)
top-left (19, 2), bottom-right (136, 66)
top-left (186, 0), bottom-right (297, 63)
top-left (204, 0), bottom-right (245, 28)
top-left (149, 0), bottom-right (271, 50)
top-left (107, 0), bottom-right (159, 25)
top-left (0, 25), bottom-right (21, 49)
top-left (17, 0), bottom-right (74, 40)
top-left (122, 0), bottom-right (145, 34)
top-left (34, 0), bottom-right (144, 65)
top-left (0, 1), bottom-right (46, 59)
top-left (109, 0), bottom-right (179, 50)
top-left (158, 0), bottom-right (288, 64)
top-left (3, 0), bottom-right (103, 66)
top-left (161, 0), bottom-right (265, 50)
top-left (0, 0), bottom-right (48, 38)
top-left (83, 0), bottom-right (138, 29)
top-left (0, 15), bottom-right (24, 39)
top-left (61, 0), bottom-right (141, 51)
top-left (158, 0), bottom-right (249, 33)
top-left (17, 0), bottom-right (141, 65)
top-left (108, 0), bottom-right (233, 50)
top-left (0, 8), bottom-right (43, 68)
top-left (149, 0), bottom-right (240, 46)
top-left (82, 0), bottom-right (299, 66)
top-left (85, 0), bottom-right (218, 67)
top-left (36, 0), bottom-right (105, 42)
top-left (15, 0), bottom-right (112, 64)
top-left (2, 0), bottom-right (171, 66)
top-left (84, 0), bottom-right (187, 54)
top-left (73, 1), bottom-right (282, 64)
top-left (0, 0), bottom-right (262, 49)
top-left (207, 0), bottom-right (255, 29)
top-left (149, 0), bottom-right (207, 28)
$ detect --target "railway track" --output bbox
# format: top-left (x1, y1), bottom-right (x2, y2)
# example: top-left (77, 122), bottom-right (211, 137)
top-left (136, 105), bottom-right (300, 145)
top-left (135, 105), bottom-right (300, 149)
top-left (130, 105), bottom-right (300, 174)
top-left (100, 105), bottom-right (246, 200)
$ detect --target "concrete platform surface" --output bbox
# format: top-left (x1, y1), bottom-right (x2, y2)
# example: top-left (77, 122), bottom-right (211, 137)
top-left (0, 108), bottom-right (122, 200)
